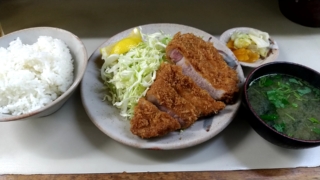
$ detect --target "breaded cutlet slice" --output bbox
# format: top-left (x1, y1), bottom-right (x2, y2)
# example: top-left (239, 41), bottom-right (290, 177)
top-left (146, 76), bottom-right (198, 129)
top-left (166, 32), bottom-right (239, 104)
top-left (130, 98), bottom-right (181, 139)
top-left (156, 63), bottom-right (226, 117)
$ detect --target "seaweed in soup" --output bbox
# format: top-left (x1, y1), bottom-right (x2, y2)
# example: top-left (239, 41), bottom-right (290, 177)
top-left (247, 74), bottom-right (320, 140)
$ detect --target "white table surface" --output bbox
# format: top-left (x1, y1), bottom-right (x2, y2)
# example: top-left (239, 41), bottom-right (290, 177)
top-left (1, 0), bottom-right (320, 174)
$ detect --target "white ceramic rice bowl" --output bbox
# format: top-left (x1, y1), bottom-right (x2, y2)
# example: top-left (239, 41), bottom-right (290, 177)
top-left (0, 27), bottom-right (87, 121)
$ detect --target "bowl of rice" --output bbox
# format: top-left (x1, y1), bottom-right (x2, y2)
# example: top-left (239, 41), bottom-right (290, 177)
top-left (0, 27), bottom-right (87, 121)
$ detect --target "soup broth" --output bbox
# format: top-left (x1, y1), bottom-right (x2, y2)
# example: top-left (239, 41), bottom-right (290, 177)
top-left (247, 74), bottom-right (320, 140)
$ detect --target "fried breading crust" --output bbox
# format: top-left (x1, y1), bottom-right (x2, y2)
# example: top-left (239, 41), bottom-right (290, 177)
top-left (166, 32), bottom-right (239, 103)
top-left (156, 63), bottom-right (226, 117)
top-left (130, 98), bottom-right (181, 139)
top-left (146, 76), bottom-right (198, 129)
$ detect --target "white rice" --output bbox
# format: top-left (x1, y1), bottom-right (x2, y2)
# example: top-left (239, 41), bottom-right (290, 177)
top-left (0, 36), bottom-right (74, 115)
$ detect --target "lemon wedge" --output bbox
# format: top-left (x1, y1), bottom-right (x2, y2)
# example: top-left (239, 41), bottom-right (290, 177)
top-left (100, 27), bottom-right (142, 58)
top-left (110, 37), bottom-right (141, 54)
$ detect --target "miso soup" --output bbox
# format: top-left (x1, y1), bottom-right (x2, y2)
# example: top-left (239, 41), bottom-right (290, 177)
top-left (247, 74), bottom-right (320, 140)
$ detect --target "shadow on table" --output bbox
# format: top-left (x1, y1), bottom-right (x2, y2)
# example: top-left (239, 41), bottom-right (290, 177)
top-left (222, 105), bottom-right (311, 171)
top-left (101, 107), bottom-right (252, 166)
top-left (10, 88), bottom-right (111, 159)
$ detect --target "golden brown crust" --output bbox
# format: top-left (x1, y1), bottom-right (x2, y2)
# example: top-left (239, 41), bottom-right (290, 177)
top-left (130, 98), bottom-right (181, 139)
top-left (156, 63), bottom-right (226, 117)
top-left (146, 77), bottom-right (198, 129)
top-left (166, 32), bottom-right (239, 103)
top-left (130, 33), bottom-right (239, 139)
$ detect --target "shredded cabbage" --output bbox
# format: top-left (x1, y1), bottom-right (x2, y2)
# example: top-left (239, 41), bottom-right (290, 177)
top-left (101, 30), bottom-right (172, 119)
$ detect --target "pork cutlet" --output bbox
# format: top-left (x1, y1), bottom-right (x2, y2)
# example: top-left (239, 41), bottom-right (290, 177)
top-left (130, 32), bottom-right (239, 139)
top-left (130, 98), bottom-right (181, 139)
top-left (166, 32), bottom-right (239, 104)
top-left (146, 73), bottom-right (198, 129)
top-left (131, 63), bottom-right (227, 138)
top-left (155, 63), bottom-right (226, 117)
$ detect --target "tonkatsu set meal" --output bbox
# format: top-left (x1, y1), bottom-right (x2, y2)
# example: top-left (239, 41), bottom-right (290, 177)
top-left (100, 27), bottom-right (240, 139)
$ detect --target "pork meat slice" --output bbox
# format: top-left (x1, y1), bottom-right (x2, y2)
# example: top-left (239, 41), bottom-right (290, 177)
top-left (156, 63), bottom-right (226, 117)
top-left (146, 76), bottom-right (198, 129)
top-left (166, 32), bottom-right (239, 104)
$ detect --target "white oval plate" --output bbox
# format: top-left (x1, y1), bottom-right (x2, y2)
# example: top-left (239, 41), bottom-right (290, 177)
top-left (81, 23), bottom-right (245, 150)
top-left (220, 27), bottom-right (279, 68)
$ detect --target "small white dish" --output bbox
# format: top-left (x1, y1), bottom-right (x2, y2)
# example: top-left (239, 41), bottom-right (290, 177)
top-left (81, 23), bottom-right (245, 150)
top-left (220, 27), bottom-right (279, 68)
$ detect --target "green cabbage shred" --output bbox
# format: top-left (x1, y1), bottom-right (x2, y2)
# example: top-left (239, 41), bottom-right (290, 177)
top-left (101, 30), bottom-right (172, 119)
